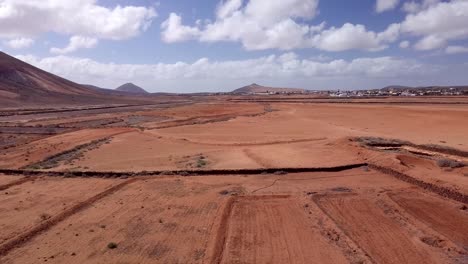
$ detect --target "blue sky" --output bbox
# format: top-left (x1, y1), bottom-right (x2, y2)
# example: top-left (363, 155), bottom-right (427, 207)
top-left (1, 0), bottom-right (467, 92)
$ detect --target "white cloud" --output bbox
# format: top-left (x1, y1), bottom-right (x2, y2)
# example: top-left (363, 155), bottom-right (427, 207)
top-left (15, 53), bottom-right (432, 92)
top-left (402, 0), bottom-right (441, 13)
top-left (399, 40), bottom-right (410, 48)
top-left (402, 1), bottom-right (421, 13)
top-left (161, 0), bottom-right (322, 50)
top-left (243, 0), bottom-right (319, 25)
top-left (4, 37), bottom-right (34, 49)
top-left (377, 23), bottom-right (401, 42)
top-left (216, 0), bottom-right (243, 19)
top-left (445, 45), bottom-right (468, 54)
top-left (401, 0), bottom-right (468, 51)
top-left (50, 36), bottom-right (98, 54)
top-left (161, 0), bottom-right (399, 52)
top-left (0, 0), bottom-right (156, 40)
top-left (161, 13), bottom-right (201, 43)
top-left (311, 23), bottom-right (398, 52)
top-left (413, 35), bottom-right (445, 50)
top-left (376, 0), bottom-right (400, 13)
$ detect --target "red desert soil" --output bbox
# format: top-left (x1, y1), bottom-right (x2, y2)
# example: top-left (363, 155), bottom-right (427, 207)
top-left (51, 102), bottom-right (468, 173)
top-left (0, 177), bottom-right (226, 264)
top-left (0, 127), bottom-right (134, 169)
top-left (0, 176), bottom-right (122, 244)
top-left (0, 174), bottom-right (26, 188)
top-left (63, 130), bottom-right (360, 171)
top-left (315, 194), bottom-right (447, 264)
top-left (355, 147), bottom-right (468, 194)
top-left (389, 191), bottom-right (468, 248)
top-left (0, 98), bottom-right (467, 263)
top-left (220, 196), bottom-right (349, 264)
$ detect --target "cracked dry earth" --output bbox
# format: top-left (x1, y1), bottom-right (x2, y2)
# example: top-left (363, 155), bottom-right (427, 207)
top-left (0, 99), bottom-right (467, 263)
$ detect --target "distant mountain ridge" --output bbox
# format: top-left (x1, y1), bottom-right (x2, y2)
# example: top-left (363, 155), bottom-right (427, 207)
top-left (0, 51), bottom-right (154, 107)
top-left (0, 51), bottom-right (116, 106)
top-left (231, 83), bottom-right (305, 94)
top-left (115, 83), bottom-right (148, 94)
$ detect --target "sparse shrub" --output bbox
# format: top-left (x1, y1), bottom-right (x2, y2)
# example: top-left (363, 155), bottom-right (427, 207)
top-left (420, 237), bottom-right (444, 248)
top-left (39, 213), bottom-right (50, 221)
top-left (179, 171), bottom-right (189, 176)
top-left (28, 164), bottom-right (41, 170)
top-left (331, 187), bottom-right (352, 192)
top-left (219, 190), bottom-right (229, 195)
top-left (436, 159), bottom-right (465, 168)
top-left (194, 249), bottom-right (205, 260)
top-left (196, 159), bottom-right (207, 168)
top-left (45, 128), bottom-right (56, 134)
top-left (274, 170), bottom-right (287, 175)
top-left (63, 171), bottom-right (74, 178)
top-left (354, 137), bottom-right (410, 147)
top-left (107, 242), bottom-right (118, 249)
top-left (421, 144), bottom-right (468, 156)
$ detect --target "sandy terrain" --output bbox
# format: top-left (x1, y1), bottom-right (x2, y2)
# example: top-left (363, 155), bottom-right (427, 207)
top-left (0, 127), bottom-right (134, 169)
top-left (0, 97), bottom-right (467, 263)
top-left (221, 196), bottom-right (349, 264)
top-left (315, 194), bottom-right (445, 263)
top-left (0, 168), bottom-right (466, 263)
top-left (389, 191), bottom-right (468, 248)
top-left (0, 174), bottom-right (26, 187)
top-left (0, 177), bottom-right (121, 244)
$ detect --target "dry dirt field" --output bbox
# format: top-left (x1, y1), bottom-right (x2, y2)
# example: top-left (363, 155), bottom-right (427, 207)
top-left (0, 97), bottom-right (467, 263)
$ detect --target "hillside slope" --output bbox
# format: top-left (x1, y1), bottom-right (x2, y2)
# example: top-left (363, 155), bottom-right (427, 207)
top-left (0, 52), bottom-right (149, 107)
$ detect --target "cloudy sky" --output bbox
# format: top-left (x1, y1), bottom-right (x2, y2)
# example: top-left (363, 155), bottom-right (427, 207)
top-left (1, 0), bottom-right (468, 92)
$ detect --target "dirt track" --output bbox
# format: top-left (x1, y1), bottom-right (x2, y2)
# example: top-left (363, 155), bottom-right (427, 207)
top-left (0, 98), bottom-right (467, 263)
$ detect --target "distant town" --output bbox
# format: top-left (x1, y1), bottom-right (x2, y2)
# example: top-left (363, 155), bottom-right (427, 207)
top-left (228, 85), bottom-right (468, 97)
top-left (327, 86), bottom-right (468, 97)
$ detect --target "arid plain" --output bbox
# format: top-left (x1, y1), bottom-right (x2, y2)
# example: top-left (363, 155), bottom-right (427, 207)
top-left (0, 97), bottom-right (467, 264)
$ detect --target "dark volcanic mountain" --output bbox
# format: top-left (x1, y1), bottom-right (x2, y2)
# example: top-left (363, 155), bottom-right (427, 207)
top-left (232, 83), bottom-right (305, 94)
top-left (0, 52), bottom-right (150, 107)
top-left (116, 83), bottom-right (148, 94)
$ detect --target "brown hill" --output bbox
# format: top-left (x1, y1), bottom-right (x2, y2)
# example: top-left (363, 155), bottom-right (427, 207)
top-left (0, 52), bottom-right (150, 107)
top-left (232, 83), bottom-right (306, 94)
top-left (116, 83), bottom-right (148, 94)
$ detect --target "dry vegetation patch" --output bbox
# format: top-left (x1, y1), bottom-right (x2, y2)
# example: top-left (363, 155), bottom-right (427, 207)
top-left (436, 158), bottom-right (465, 168)
top-left (23, 138), bottom-right (112, 170)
